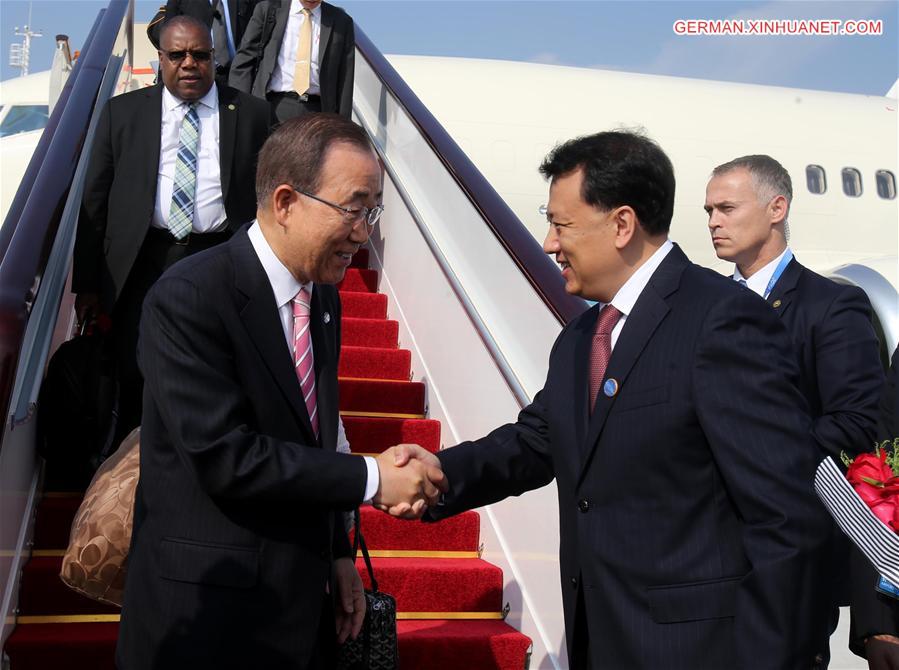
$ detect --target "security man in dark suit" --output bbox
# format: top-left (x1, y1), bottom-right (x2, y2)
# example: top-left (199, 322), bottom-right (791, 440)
top-left (704, 154), bottom-right (885, 667)
top-left (74, 15), bottom-right (270, 444)
top-left (229, 0), bottom-right (354, 122)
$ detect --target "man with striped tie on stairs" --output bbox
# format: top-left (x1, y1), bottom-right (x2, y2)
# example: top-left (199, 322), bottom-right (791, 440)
top-left (73, 15), bottom-right (270, 447)
top-left (117, 113), bottom-right (446, 670)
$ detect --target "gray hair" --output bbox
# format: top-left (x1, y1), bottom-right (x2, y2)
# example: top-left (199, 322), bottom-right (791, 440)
top-left (713, 154), bottom-right (792, 238)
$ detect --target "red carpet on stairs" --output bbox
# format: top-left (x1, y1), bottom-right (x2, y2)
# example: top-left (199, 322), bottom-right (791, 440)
top-left (4, 247), bottom-right (533, 669)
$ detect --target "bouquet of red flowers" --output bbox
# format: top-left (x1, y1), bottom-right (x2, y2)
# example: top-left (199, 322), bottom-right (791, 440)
top-left (815, 441), bottom-right (899, 599)
top-left (842, 440), bottom-right (899, 532)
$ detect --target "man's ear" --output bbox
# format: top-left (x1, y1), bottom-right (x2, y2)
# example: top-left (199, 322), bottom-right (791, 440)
top-left (612, 206), bottom-right (639, 250)
top-left (768, 194), bottom-right (788, 226)
top-left (272, 185), bottom-right (296, 229)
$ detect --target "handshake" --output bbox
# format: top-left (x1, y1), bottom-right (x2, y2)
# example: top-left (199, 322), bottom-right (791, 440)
top-left (371, 445), bottom-right (448, 519)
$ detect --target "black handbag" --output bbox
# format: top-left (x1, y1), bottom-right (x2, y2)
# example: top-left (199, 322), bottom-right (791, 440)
top-left (337, 509), bottom-right (399, 670)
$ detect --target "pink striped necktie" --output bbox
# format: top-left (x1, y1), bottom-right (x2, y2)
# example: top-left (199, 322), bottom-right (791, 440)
top-left (292, 287), bottom-right (319, 439)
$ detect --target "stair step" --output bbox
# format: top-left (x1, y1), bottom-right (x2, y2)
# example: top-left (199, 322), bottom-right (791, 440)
top-left (338, 345), bottom-right (411, 380)
top-left (336, 267), bottom-right (378, 293)
top-left (398, 619), bottom-right (532, 670)
top-left (357, 558), bottom-right (502, 613)
top-left (17, 554), bottom-right (501, 618)
top-left (349, 247), bottom-right (369, 269)
top-left (4, 620), bottom-right (531, 670)
top-left (343, 415), bottom-right (440, 454)
top-left (341, 317), bottom-right (398, 348)
top-left (33, 495), bottom-right (82, 550)
top-left (339, 291), bottom-right (387, 319)
top-left (355, 506), bottom-right (480, 552)
top-left (339, 378), bottom-right (425, 416)
top-left (18, 557), bottom-right (119, 616)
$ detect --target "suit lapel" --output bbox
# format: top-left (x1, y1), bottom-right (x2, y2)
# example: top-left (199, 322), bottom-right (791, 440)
top-left (233, 229), bottom-right (317, 442)
top-left (572, 308), bottom-right (598, 448)
top-left (217, 85), bottom-right (237, 207)
top-left (272, 0), bottom-right (292, 56)
top-left (318, 3), bottom-right (334, 68)
top-left (143, 86), bottom-right (164, 203)
top-left (577, 246), bottom-right (685, 485)
top-left (765, 257), bottom-right (801, 319)
top-left (310, 286), bottom-right (338, 451)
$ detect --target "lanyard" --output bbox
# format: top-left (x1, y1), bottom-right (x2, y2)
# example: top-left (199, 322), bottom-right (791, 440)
top-left (763, 249), bottom-right (793, 299)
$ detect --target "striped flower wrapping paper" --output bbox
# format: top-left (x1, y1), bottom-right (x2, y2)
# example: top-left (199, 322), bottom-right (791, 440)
top-left (814, 457), bottom-right (899, 593)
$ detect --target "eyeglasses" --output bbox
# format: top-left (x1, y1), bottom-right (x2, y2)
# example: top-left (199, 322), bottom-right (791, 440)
top-left (294, 188), bottom-right (383, 232)
top-left (160, 49), bottom-right (214, 63)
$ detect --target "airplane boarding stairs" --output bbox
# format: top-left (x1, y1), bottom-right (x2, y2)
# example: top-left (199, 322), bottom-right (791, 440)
top-left (0, 2), bottom-right (586, 668)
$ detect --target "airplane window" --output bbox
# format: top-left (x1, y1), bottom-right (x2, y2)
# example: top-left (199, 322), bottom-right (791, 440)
top-left (875, 170), bottom-right (896, 200)
top-left (0, 104), bottom-right (50, 138)
top-left (805, 165), bottom-right (826, 194)
top-left (841, 168), bottom-right (863, 197)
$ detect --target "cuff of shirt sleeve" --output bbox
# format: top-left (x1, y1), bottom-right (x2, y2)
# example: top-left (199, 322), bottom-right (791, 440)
top-left (362, 456), bottom-right (379, 503)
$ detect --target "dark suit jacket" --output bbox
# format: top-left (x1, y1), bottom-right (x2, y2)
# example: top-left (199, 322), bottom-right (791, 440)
top-left (116, 226), bottom-right (367, 670)
top-left (766, 257), bottom-right (884, 462)
top-left (147, 0), bottom-right (261, 51)
top-left (73, 83), bottom-right (269, 313)
top-left (229, 0), bottom-right (354, 118)
top-left (429, 245), bottom-right (829, 670)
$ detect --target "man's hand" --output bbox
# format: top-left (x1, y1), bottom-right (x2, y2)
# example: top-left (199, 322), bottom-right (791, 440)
top-left (333, 556), bottom-right (365, 644)
top-left (372, 444), bottom-right (447, 519)
top-left (75, 292), bottom-right (100, 328)
top-left (866, 635), bottom-right (899, 670)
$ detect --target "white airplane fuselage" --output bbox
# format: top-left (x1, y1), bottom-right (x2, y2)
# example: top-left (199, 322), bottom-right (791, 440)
top-left (387, 55), bottom-right (898, 347)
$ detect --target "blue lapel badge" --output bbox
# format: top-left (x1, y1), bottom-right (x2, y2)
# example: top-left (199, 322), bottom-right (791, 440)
top-left (603, 378), bottom-right (618, 397)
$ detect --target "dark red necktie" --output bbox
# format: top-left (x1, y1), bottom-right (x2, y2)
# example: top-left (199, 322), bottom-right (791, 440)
top-left (589, 304), bottom-right (622, 413)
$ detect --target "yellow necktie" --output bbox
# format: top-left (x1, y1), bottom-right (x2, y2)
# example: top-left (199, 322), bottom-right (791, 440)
top-left (293, 8), bottom-right (312, 95)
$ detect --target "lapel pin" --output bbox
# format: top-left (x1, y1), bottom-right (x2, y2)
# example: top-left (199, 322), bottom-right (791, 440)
top-left (603, 378), bottom-right (619, 397)
top-left (772, 299), bottom-right (782, 308)
top-left (323, 312), bottom-right (331, 324)
top-left (227, 104), bottom-right (236, 110)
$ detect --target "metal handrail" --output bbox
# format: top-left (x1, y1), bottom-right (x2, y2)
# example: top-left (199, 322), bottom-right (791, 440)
top-left (353, 27), bottom-right (587, 327)
top-left (0, 0), bottom-right (131, 433)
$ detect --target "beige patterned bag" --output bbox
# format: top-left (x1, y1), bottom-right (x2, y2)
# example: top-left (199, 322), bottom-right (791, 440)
top-left (59, 427), bottom-right (140, 607)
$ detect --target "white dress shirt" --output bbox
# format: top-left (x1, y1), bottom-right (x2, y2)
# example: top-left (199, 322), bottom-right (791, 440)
top-left (268, 1), bottom-right (322, 94)
top-left (153, 86), bottom-right (227, 233)
top-left (604, 239), bottom-right (675, 351)
top-left (733, 247), bottom-right (791, 298)
top-left (248, 222), bottom-right (380, 502)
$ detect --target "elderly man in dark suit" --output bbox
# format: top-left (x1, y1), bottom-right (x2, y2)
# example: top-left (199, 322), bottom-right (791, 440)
top-left (116, 114), bottom-right (446, 669)
top-left (396, 131), bottom-right (829, 669)
top-left (73, 15), bottom-right (270, 444)
top-left (229, 0), bottom-right (354, 122)
top-left (704, 154), bottom-right (885, 667)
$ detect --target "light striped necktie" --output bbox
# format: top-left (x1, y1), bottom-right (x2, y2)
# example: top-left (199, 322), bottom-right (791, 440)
top-left (293, 8), bottom-right (312, 94)
top-left (168, 102), bottom-right (200, 240)
top-left (292, 286), bottom-right (319, 439)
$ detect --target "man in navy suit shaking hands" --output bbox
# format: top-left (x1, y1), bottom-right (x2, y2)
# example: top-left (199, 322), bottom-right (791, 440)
top-left (401, 131), bottom-right (830, 669)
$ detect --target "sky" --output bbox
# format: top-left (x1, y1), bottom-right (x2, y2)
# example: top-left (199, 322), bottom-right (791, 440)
top-left (0, 0), bottom-right (897, 96)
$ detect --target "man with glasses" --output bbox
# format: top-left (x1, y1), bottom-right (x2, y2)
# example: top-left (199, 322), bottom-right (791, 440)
top-left (704, 155), bottom-right (884, 668)
top-left (74, 15), bottom-right (270, 446)
top-left (116, 113), bottom-right (443, 669)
